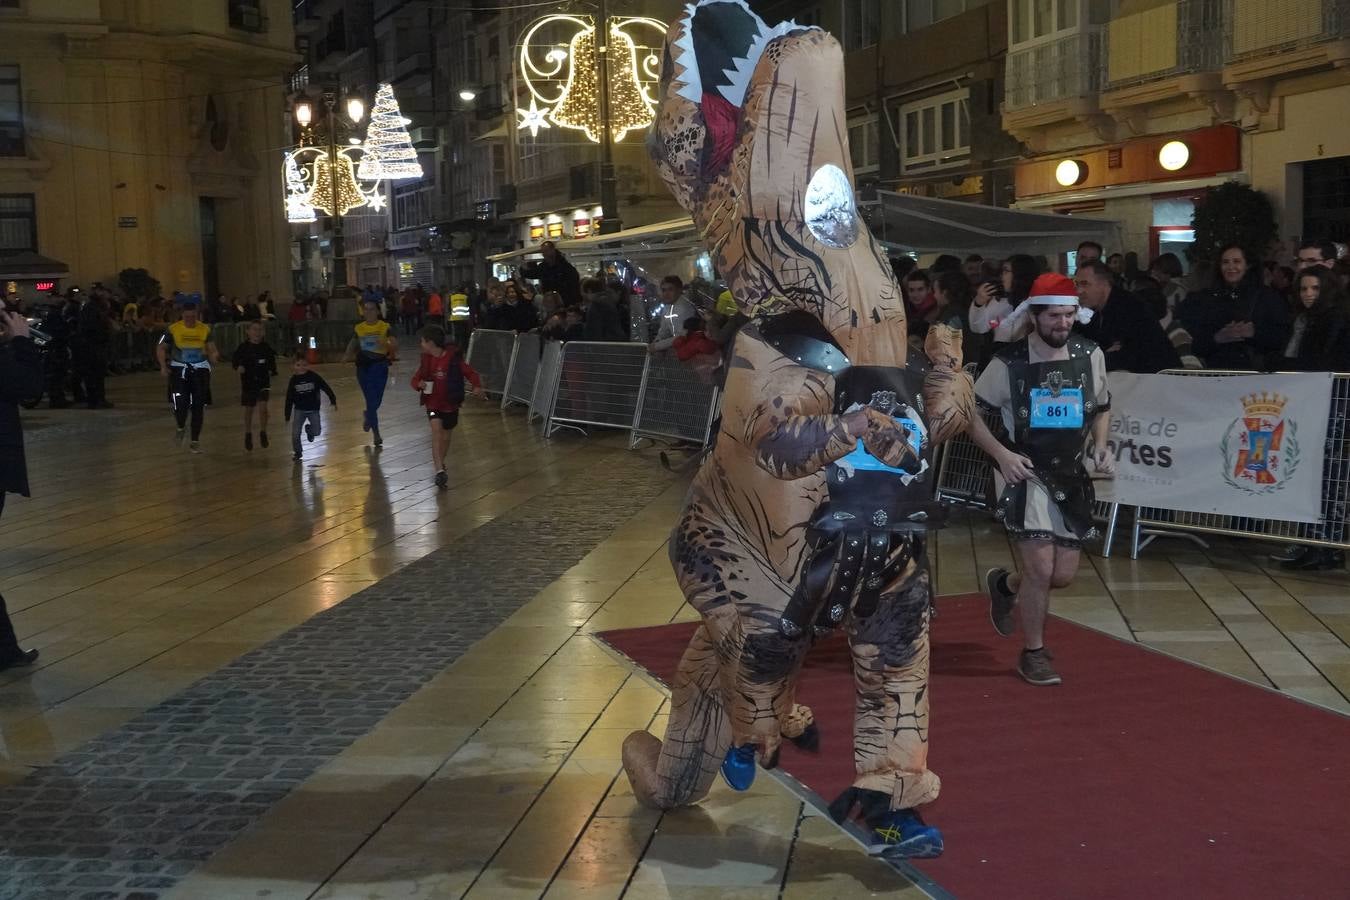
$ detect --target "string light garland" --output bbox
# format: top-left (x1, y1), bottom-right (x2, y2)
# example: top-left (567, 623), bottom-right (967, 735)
top-left (284, 152), bottom-right (317, 223)
top-left (359, 83), bottom-right (423, 181)
top-left (516, 14), bottom-right (666, 144)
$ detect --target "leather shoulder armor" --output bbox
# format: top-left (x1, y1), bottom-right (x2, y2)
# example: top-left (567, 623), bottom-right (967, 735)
top-left (756, 309), bottom-right (851, 376)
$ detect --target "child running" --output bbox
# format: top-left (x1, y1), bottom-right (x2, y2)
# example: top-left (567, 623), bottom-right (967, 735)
top-left (410, 324), bottom-right (483, 489)
top-left (232, 320), bottom-right (278, 451)
top-left (157, 294), bottom-right (219, 453)
top-left (284, 353), bottom-right (337, 462)
top-left (343, 298), bottom-right (397, 448)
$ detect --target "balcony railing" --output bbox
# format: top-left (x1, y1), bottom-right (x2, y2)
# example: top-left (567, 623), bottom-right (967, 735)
top-left (1226, 0), bottom-right (1350, 62)
top-left (1005, 29), bottom-right (1106, 112)
top-left (1105, 0), bottom-right (1224, 90)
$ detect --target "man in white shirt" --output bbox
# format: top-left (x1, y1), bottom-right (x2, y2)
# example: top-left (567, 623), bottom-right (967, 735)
top-left (650, 275), bottom-right (700, 351)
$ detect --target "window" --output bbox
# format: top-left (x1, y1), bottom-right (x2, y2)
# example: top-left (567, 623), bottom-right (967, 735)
top-left (0, 194), bottom-right (36, 252)
top-left (848, 115), bottom-right (880, 175)
top-left (0, 66), bottom-right (22, 157)
top-left (843, 0), bottom-right (880, 50)
top-left (392, 180), bottom-right (431, 231)
top-left (1010, 0), bottom-right (1078, 45)
top-left (898, 90), bottom-right (970, 172)
top-left (894, 0), bottom-right (994, 35)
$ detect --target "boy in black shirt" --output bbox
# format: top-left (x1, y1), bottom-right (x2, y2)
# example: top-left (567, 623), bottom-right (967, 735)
top-left (284, 353), bottom-right (337, 462)
top-left (232, 321), bottom-right (278, 451)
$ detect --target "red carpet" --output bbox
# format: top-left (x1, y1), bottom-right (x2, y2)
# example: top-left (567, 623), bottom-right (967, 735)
top-left (599, 593), bottom-right (1350, 899)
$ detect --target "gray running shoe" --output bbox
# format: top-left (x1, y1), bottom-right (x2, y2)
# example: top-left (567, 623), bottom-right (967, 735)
top-left (1018, 648), bottom-right (1061, 686)
top-left (985, 567), bottom-right (1016, 637)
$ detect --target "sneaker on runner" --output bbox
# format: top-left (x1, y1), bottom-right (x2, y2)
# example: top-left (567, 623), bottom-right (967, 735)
top-left (867, 808), bottom-right (944, 859)
top-left (719, 743), bottom-right (757, 792)
top-left (1269, 544), bottom-right (1308, 563)
top-left (189, 441), bottom-right (202, 454)
top-left (985, 567), bottom-right (1016, 637)
top-left (176, 427), bottom-right (186, 444)
top-left (1018, 648), bottom-right (1062, 686)
top-left (259, 431), bottom-right (269, 449)
top-left (434, 469), bottom-right (448, 489)
top-left (244, 433), bottom-right (253, 452)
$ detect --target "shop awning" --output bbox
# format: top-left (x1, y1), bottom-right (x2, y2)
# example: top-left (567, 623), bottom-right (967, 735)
top-left (0, 251), bottom-right (70, 280)
top-left (871, 191), bottom-right (1121, 257)
top-left (487, 217), bottom-right (701, 267)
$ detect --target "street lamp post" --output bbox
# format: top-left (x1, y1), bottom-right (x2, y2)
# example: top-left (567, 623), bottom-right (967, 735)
top-left (596, 0), bottom-right (621, 234)
top-left (294, 90), bottom-right (365, 291)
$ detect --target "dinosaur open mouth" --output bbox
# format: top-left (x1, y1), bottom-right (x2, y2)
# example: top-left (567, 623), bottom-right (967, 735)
top-left (671, 0), bottom-right (811, 110)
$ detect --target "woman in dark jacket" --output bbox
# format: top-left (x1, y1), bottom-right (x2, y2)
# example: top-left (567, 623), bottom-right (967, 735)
top-left (0, 310), bottom-right (42, 671)
top-left (1177, 244), bottom-right (1291, 370)
top-left (1283, 267), bottom-right (1350, 371)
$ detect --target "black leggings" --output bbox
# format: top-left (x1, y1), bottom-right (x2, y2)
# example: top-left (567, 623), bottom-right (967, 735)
top-left (170, 368), bottom-right (210, 440)
top-left (0, 493), bottom-right (19, 654)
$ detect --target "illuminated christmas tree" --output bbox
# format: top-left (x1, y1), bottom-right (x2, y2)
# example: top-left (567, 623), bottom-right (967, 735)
top-left (358, 83), bottom-right (423, 181)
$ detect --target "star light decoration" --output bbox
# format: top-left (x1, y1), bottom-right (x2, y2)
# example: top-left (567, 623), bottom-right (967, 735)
top-left (284, 83), bottom-right (421, 222)
top-left (516, 14), bottom-right (667, 144)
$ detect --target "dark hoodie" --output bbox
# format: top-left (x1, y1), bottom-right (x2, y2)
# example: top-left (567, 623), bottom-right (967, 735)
top-left (582, 289), bottom-right (627, 341)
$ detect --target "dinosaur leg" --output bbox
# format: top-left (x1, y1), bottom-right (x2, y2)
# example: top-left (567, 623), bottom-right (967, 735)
top-left (840, 570), bottom-right (940, 817)
top-left (622, 621), bottom-right (733, 809)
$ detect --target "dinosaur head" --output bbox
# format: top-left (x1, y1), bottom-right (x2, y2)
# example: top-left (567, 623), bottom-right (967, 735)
top-left (648, 0), bottom-right (908, 365)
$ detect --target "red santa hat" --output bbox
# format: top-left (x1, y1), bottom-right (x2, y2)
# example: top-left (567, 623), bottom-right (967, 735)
top-left (999, 272), bottom-right (1093, 333)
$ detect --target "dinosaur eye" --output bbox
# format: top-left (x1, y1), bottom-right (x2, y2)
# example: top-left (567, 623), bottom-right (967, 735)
top-left (804, 164), bottom-right (859, 249)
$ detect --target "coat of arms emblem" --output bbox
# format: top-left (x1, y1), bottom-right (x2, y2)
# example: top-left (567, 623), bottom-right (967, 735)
top-left (1221, 392), bottom-right (1301, 492)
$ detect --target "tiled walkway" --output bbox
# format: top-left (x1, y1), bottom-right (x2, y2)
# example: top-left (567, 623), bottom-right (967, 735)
top-left (0, 358), bottom-right (1346, 899)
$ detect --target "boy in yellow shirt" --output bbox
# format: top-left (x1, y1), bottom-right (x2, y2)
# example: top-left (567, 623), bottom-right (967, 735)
top-left (343, 298), bottom-right (397, 447)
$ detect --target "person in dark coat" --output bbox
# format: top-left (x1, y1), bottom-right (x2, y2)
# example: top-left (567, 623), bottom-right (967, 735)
top-left (520, 241), bottom-right (582, 307)
top-left (1282, 267), bottom-right (1350, 372)
top-left (1177, 244), bottom-right (1291, 370)
top-left (74, 290), bottom-right (113, 408)
top-left (0, 310), bottom-right (42, 671)
top-left (1074, 260), bottom-right (1181, 373)
top-left (580, 278), bottom-right (628, 341)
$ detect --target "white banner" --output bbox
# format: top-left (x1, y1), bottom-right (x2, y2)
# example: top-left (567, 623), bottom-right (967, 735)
top-left (1096, 373), bottom-right (1332, 523)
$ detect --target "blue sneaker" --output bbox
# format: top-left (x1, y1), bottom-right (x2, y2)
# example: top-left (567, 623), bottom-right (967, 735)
top-left (867, 809), bottom-right (944, 859)
top-left (719, 743), bottom-right (757, 791)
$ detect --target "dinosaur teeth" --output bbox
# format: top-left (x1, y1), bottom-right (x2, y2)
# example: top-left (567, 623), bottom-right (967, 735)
top-left (672, 4), bottom-right (702, 104)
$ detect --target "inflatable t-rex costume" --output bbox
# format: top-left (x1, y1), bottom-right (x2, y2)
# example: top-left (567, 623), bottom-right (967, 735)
top-left (620, 0), bottom-right (975, 857)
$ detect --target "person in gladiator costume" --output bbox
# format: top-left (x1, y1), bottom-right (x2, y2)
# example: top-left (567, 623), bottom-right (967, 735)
top-left (620, 0), bottom-right (975, 858)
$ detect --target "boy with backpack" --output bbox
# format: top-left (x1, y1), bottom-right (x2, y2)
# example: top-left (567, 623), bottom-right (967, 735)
top-left (410, 324), bottom-right (484, 488)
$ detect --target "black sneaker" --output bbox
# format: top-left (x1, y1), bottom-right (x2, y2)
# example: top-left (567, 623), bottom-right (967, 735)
top-left (1282, 548), bottom-right (1346, 571)
top-left (985, 567), bottom-right (1017, 637)
top-left (1269, 544), bottom-right (1309, 563)
top-left (292, 451), bottom-right (302, 462)
top-left (244, 433), bottom-right (253, 452)
top-left (372, 428), bottom-right (383, 447)
top-left (306, 425), bottom-right (316, 442)
top-left (434, 470), bottom-right (448, 489)
top-left (1018, 648), bottom-right (1061, 686)
top-left (0, 647), bottom-right (39, 673)
top-left (259, 431), bottom-right (269, 449)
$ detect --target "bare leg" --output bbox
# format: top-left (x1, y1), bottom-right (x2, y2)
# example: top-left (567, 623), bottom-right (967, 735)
top-left (430, 421), bottom-right (449, 470)
top-left (1013, 540), bottom-right (1055, 650)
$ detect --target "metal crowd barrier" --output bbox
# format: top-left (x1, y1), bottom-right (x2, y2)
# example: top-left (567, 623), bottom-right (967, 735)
top-left (1104, 369), bottom-right (1350, 559)
top-left (475, 332), bottom-right (724, 450)
top-left (629, 351), bottom-right (721, 449)
top-left (530, 340), bottom-right (564, 426)
top-left (465, 328), bottom-right (516, 397)
top-left (502, 332), bottom-right (541, 410)
top-left (929, 368), bottom-right (1350, 559)
top-left (546, 341), bottom-right (649, 437)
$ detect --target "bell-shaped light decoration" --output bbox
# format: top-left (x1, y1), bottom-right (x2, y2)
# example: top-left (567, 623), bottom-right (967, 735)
top-left (308, 152), bottom-right (367, 216)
